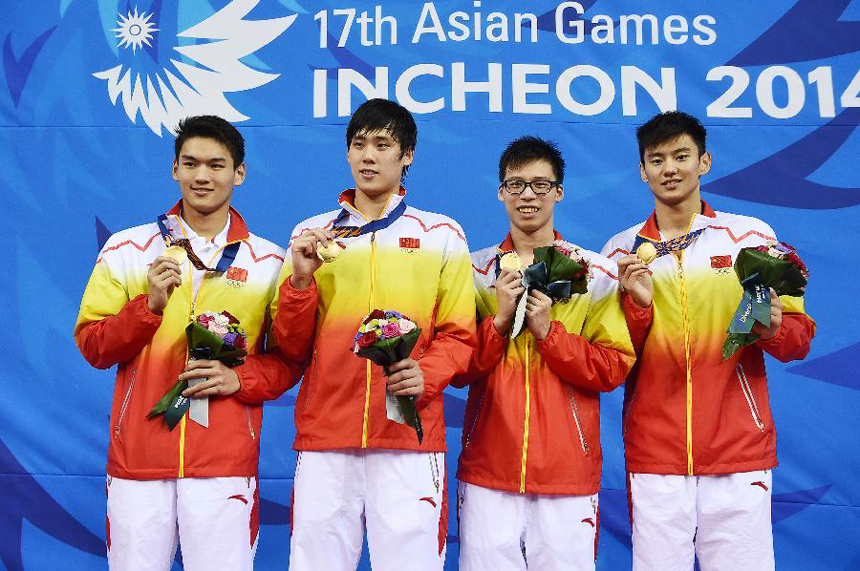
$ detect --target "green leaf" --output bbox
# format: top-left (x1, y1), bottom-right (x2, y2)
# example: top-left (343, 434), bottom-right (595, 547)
top-left (147, 379), bottom-right (188, 419)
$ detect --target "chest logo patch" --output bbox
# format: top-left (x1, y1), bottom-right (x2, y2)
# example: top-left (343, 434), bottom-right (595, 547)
top-left (710, 255), bottom-right (733, 275)
top-left (400, 237), bottom-right (420, 253)
top-left (226, 266), bottom-right (248, 288)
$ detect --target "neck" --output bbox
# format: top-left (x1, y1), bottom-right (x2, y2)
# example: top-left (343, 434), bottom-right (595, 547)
top-left (181, 203), bottom-right (229, 240)
top-left (654, 192), bottom-right (701, 240)
top-left (354, 188), bottom-right (398, 220)
top-left (510, 223), bottom-right (555, 266)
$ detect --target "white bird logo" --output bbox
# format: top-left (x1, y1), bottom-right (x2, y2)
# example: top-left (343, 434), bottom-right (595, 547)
top-left (94, 0), bottom-right (296, 136)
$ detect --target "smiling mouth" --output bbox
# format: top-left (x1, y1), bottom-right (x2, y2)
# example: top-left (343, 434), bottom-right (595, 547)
top-left (663, 179), bottom-right (682, 187)
top-left (192, 187), bottom-right (213, 193)
top-left (517, 206), bottom-right (539, 214)
top-left (360, 169), bottom-right (378, 176)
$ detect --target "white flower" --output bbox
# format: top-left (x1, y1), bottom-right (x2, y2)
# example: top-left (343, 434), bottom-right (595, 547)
top-left (398, 319), bottom-right (416, 334)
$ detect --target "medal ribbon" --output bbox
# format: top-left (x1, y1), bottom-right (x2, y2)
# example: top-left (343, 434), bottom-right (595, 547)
top-left (330, 200), bottom-right (407, 239)
top-left (157, 214), bottom-right (240, 273)
top-left (631, 228), bottom-right (705, 261)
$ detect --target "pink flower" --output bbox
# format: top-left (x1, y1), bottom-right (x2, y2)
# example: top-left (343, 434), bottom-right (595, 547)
top-left (381, 323), bottom-right (401, 338)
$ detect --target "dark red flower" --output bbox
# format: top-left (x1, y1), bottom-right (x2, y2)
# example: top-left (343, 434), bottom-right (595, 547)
top-left (367, 309), bottom-right (386, 322)
top-left (357, 331), bottom-right (378, 348)
top-left (222, 310), bottom-right (240, 324)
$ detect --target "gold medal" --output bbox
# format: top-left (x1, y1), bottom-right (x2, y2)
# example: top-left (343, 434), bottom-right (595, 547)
top-left (636, 242), bottom-right (657, 264)
top-left (499, 252), bottom-right (522, 272)
top-left (164, 245), bottom-right (188, 264)
top-left (317, 241), bottom-right (344, 263)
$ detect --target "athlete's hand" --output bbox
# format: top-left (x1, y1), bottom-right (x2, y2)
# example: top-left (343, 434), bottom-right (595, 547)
top-left (386, 358), bottom-right (424, 398)
top-left (618, 255), bottom-right (653, 308)
top-left (147, 257), bottom-right (182, 314)
top-left (180, 359), bottom-right (240, 398)
top-left (290, 228), bottom-right (333, 289)
top-left (754, 288), bottom-right (783, 341)
top-left (525, 289), bottom-right (553, 340)
top-left (493, 269), bottom-right (525, 336)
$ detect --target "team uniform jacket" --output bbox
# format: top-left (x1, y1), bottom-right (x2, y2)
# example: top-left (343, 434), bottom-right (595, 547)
top-left (601, 202), bottom-right (816, 476)
top-left (453, 234), bottom-right (636, 495)
top-left (267, 189), bottom-right (477, 452)
top-left (75, 202), bottom-right (296, 480)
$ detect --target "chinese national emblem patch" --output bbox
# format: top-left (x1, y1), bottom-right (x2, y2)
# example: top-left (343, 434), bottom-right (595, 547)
top-left (710, 255), bottom-right (732, 275)
top-left (399, 237), bottom-right (420, 252)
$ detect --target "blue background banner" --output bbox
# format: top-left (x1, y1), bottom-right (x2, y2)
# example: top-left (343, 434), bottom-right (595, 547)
top-left (2, 1), bottom-right (858, 569)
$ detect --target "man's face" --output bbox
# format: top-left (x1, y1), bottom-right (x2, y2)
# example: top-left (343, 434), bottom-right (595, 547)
top-left (498, 159), bottom-right (563, 234)
top-left (347, 129), bottom-right (413, 200)
top-left (640, 134), bottom-right (710, 208)
top-left (173, 137), bottom-right (245, 219)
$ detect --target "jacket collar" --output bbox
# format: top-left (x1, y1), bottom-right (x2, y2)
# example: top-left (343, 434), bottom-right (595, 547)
top-left (637, 200), bottom-right (716, 241)
top-left (167, 200), bottom-right (249, 243)
top-left (338, 187), bottom-right (407, 223)
top-left (497, 229), bottom-right (564, 253)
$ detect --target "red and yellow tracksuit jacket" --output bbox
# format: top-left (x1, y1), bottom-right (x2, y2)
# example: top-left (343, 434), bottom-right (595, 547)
top-left (453, 234), bottom-right (636, 495)
top-left (74, 202), bottom-right (297, 480)
top-left (268, 189), bottom-right (477, 452)
top-left (601, 202), bottom-right (816, 476)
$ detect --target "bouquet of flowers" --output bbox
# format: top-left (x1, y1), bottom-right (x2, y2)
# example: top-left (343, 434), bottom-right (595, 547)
top-left (509, 240), bottom-right (592, 337)
top-left (722, 242), bottom-right (809, 360)
top-left (148, 311), bottom-right (248, 430)
top-left (353, 310), bottom-right (424, 443)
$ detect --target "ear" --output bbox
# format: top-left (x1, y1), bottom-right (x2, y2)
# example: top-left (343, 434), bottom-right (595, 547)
top-left (640, 162), bottom-right (648, 182)
top-left (233, 162), bottom-right (246, 187)
top-left (699, 152), bottom-right (711, 176)
top-left (173, 160), bottom-right (179, 181)
top-left (401, 148), bottom-right (414, 167)
top-left (497, 185), bottom-right (505, 202)
top-left (555, 184), bottom-right (564, 203)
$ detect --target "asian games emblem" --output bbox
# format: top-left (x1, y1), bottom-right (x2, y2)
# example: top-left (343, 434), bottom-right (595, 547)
top-left (94, 0), bottom-right (295, 136)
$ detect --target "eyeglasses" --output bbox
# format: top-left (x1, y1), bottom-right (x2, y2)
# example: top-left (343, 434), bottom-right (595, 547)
top-left (501, 179), bottom-right (559, 195)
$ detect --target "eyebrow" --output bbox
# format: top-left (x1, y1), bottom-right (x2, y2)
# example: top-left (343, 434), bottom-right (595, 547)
top-left (180, 154), bottom-right (227, 163)
top-left (647, 146), bottom-right (693, 158)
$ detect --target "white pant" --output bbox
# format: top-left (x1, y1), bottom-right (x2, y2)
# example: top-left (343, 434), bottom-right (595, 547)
top-left (106, 476), bottom-right (258, 571)
top-left (630, 470), bottom-right (774, 571)
top-left (289, 449), bottom-right (446, 571)
top-left (457, 481), bottom-right (598, 571)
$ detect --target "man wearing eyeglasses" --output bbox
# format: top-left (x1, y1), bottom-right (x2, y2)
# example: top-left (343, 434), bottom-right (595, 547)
top-left (451, 136), bottom-right (635, 570)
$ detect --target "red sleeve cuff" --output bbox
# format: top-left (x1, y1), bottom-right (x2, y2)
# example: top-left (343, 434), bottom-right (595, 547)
top-left (621, 290), bottom-right (653, 319)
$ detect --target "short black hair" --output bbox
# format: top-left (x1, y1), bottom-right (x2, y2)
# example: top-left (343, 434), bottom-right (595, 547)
top-left (174, 115), bottom-right (245, 168)
top-left (346, 99), bottom-right (417, 180)
top-left (637, 111), bottom-right (706, 162)
top-left (498, 136), bottom-right (565, 183)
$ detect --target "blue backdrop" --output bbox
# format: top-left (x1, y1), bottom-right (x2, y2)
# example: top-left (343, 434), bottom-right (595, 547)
top-left (2, 1), bottom-right (859, 569)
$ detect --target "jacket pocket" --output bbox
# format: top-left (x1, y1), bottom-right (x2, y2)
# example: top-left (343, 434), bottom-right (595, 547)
top-left (114, 368), bottom-right (137, 440)
top-left (736, 364), bottom-right (764, 432)
top-left (567, 387), bottom-right (589, 455)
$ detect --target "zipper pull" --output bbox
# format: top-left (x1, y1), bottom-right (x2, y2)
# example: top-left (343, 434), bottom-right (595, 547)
top-left (370, 231), bottom-right (376, 243)
top-left (189, 301), bottom-right (195, 322)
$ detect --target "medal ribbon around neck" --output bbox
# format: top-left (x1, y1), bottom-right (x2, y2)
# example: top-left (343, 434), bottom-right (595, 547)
top-left (157, 214), bottom-right (239, 273)
top-left (330, 200), bottom-right (407, 239)
top-left (631, 228), bottom-right (705, 261)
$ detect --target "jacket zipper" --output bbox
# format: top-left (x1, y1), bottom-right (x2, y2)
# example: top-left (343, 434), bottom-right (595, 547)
top-left (115, 368), bottom-right (137, 439)
top-left (568, 388), bottom-right (589, 455)
top-left (519, 340), bottom-right (531, 493)
top-left (245, 406), bottom-right (257, 439)
top-left (736, 364), bottom-right (764, 431)
top-left (361, 231), bottom-right (377, 448)
top-left (676, 252), bottom-right (694, 476)
top-left (464, 394), bottom-right (485, 448)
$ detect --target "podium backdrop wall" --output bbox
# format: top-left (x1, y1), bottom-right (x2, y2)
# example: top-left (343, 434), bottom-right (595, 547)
top-left (1, 1), bottom-right (859, 569)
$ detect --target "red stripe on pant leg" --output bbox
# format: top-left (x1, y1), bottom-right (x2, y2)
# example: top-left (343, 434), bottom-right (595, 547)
top-left (626, 472), bottom-right (634, 529)
top-left (594, 502), bottom-right (601, 562)
top-left (104, 481), bottom-right (111, 551)
top-left (289, 484), bottom-right (295, 537)
top-left (250, 477), bottom-right (260, 547)
top-left (438, 471), bottom-right (448, 556)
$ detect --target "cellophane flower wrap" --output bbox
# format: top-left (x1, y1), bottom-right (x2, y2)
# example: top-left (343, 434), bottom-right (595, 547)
top-left (722, 242), bottom-right (809, 360)
top-left (353, 310), bottom-right (424, 443)
top-left (148, 310), bottom-right (248, 430)
top-left (511, 240), bottom-right (591, 337)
